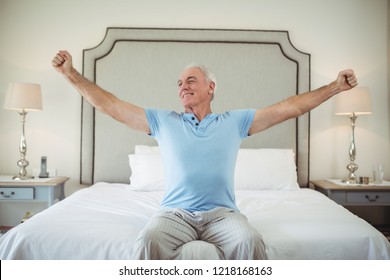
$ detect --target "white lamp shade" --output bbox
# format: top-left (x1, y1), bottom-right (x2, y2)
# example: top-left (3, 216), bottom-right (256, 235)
top-left (334, 87), bottom-right (372, 115)
top-left (3, 82), bottom-right (42, 111)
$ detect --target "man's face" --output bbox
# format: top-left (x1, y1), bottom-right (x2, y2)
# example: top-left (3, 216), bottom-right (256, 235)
top-left (177, 67), bottom-right (214, 109)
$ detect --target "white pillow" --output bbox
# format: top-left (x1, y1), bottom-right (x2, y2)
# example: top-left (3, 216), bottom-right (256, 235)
top-left (135, 145), bottom-right (160, 154)
top-left (128, 146), bottom-right (299, 191)
top-left (234, 148), bottom-right (299, 190)
top-left (128, 153), bottom-right (165, 191)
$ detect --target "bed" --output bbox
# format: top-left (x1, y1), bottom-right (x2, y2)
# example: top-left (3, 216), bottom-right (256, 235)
top-left (0, 28), bottom-right (389, 260)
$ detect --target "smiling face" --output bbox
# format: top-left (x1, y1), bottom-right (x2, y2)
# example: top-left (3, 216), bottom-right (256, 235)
top-left (177, 67), bottom-right (215, 112)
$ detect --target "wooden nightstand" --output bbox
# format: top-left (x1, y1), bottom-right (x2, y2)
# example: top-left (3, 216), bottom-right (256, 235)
top-left (0, 176), bottom-right (69, 207)
top-left (311, 179), bottom-right (390, 240)
top-left (0, 176), bottom-right (69, 228)
top-left (310, 179), bottom-right (390, 206)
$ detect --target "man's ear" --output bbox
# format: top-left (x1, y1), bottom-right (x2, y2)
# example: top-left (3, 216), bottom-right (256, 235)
top-left (209, 81), bottom-right (216, 94)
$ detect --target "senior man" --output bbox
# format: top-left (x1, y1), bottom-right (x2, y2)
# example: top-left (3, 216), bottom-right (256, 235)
top-left (52, 50), bottom-right (357, 259)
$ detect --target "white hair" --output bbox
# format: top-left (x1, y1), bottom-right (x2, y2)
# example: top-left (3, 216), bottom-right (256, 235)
top-left (184, 63), bottom-right (218, 94)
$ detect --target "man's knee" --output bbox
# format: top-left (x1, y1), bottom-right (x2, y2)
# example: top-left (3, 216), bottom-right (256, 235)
top-left (243, 231), bottom-right (267, 259)
top-left (230, 225), bottom-right (267, 260)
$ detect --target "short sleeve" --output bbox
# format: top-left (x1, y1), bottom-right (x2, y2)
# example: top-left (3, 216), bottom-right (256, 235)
top-left (230, 109), bottom-right (256, 138)
top-left (144, 108), bottom-right (172, 138)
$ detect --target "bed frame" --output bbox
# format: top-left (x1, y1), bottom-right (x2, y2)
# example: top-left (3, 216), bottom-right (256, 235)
top-left (80, 28), bottom-right (310, 187)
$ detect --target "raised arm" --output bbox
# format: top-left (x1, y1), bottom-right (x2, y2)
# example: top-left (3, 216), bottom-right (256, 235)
top-left (52, 50), bottom-right (150, 134)
top-left (248, 69), bottom-right (358, 135)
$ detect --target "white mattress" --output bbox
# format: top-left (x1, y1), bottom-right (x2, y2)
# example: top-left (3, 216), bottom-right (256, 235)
top-left (0, 182), bottom-right (389, 260)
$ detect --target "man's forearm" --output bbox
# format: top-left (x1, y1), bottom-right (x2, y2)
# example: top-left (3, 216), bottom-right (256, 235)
top-left (63, 67), bottom-right (117, 112)
top-left (283, 81), bottom-right (342, 117)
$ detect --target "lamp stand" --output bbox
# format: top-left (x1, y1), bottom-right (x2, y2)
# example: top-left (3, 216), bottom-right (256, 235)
top-left (13, 110), bottom-right (33, 180)
top-left (343, 113), bottom-right (358, 184)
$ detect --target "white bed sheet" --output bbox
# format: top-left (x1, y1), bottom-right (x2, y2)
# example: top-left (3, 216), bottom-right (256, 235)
top-left (0, 182), bottom-right (389, 260)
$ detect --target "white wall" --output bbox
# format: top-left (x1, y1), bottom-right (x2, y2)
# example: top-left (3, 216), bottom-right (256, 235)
top-left (0, 0), bottom-right (389, 195)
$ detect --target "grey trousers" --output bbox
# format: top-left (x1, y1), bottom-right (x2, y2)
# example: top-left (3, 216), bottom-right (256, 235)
top-left (132, 207), bottom-right (267, 260)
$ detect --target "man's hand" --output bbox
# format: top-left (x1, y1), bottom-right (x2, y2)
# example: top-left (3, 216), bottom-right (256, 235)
top-left (336, 69), bottom-right (358, 92)
top-left (52, 50), bottom-right (73, 75)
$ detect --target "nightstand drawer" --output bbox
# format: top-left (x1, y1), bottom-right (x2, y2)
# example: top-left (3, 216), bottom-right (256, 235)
top-left (346, 192), bottom-right (390, 204)
top-left (0, 187), bottom-right (35, 200)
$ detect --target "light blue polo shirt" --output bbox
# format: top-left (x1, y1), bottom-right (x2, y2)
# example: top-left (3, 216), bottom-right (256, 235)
top-left (145, 108), bottom-right (255, 212)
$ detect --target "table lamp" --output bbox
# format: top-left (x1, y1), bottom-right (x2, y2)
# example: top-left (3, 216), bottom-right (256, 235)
top-left (334, 87), bottom-right (372, 184)
top-left (3, 82), bottom-right (42, 180)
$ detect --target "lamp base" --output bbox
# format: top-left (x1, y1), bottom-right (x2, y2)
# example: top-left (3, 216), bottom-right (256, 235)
top-left (13, 111), bottom-right (34, 181)
top-left (12, 174), bottom-right (34, 181)
top-left (342, 161), bottom-right (359, 184)
top-left (341, 178), bottom-right (358, 184)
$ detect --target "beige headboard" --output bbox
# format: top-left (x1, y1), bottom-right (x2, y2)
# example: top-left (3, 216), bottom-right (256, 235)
top-left (81, 28), bottom-right (311, 187)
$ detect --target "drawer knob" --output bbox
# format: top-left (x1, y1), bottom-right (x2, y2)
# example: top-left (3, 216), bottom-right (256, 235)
top-left (365, 194), bottom-right (379, 202)
top-left (0, 191), bottom-right (16, 198)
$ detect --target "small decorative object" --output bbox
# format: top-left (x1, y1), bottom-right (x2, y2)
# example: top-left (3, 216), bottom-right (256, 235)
top-left (21, 212), bottom-right (33, 223)
top-left (359, 176), bottom-right (369, 185)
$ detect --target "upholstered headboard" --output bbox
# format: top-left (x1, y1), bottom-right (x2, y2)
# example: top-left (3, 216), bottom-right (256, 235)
top-left (81, 28), bottom-right (311, 187)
